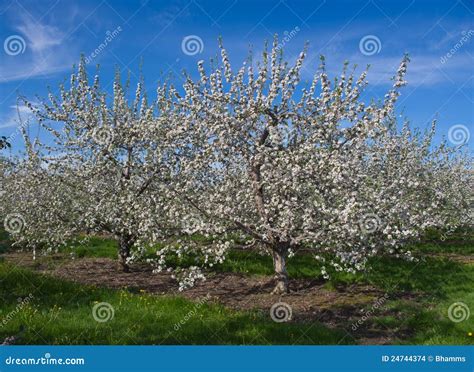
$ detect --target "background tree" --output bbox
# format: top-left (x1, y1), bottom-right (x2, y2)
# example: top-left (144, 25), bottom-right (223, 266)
top-left (6, 59), bottom-right (182, 271)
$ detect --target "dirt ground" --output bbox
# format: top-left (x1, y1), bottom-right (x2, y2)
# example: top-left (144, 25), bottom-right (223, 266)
top-left (2, 251), bottom-right (422, 344)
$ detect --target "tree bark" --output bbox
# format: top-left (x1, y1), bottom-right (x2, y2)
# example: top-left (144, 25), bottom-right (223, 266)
top-left (118, 234), bottom-right (134, 272)
top-left (271, 248), bottom-right (289, 294)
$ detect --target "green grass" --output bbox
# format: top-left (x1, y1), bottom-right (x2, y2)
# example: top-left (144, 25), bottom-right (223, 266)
top-left (0, 262), bottom-right (346, 345)
top-left (411, 228), bottom-right (474, 254)
top-left (64, 236), bottom-right (119, 259)
top-left (366, 256), bottom-right (474, 345)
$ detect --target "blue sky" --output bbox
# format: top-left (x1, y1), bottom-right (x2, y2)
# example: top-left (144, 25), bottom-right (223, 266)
top-left (0, 0), bottom-right (472, 151)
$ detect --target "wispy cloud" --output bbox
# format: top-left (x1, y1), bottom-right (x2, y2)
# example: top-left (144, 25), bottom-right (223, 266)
top-left (0, 11), bottom-right (77, 83)
top-left (0, 104), bottom-right (33, 129)
top-left (17, 16), bottom-right (64, 52)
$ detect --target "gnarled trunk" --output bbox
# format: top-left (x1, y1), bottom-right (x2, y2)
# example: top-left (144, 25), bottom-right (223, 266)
top-left (118, 234), bottom-right (134, 272)
top-left (271, 248), bottom-right (289, 294)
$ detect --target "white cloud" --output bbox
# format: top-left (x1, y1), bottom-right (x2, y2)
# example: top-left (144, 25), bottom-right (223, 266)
top-left (17, 17), bottom-right (64, 52)
top-left (0, 14), bottom-right (76, 83)
top-left (0, 104), bottom-right (34, 129)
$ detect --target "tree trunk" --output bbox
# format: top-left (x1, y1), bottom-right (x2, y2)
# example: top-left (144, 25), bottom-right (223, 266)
top-left (118, 234), bottom-right (134, 272)
top-left (271, 248), bottom-right (289, 294)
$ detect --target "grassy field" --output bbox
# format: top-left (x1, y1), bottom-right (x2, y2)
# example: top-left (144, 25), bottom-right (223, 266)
top-left (0, 228), bottom-right (473, 345)
top-left (0, 262), bottom-right (346, 345)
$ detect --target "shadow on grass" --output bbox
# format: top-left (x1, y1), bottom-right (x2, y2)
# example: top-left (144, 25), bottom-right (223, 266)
top-left (412, 227), bottom-right (474, 254)
top-left (364, 256), bottom-right (473, 297)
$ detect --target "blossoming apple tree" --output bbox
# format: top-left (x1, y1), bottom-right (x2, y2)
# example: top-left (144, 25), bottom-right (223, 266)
top-left (156, 38), bottom-right (471, 293)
